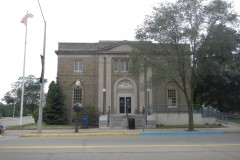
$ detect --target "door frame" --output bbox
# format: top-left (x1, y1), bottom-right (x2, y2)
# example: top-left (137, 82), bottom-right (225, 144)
top-left (118, 93), bottom-right (132, 114)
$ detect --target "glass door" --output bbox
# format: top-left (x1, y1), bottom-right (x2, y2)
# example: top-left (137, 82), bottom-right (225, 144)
top-left (119, 96), bottom-right (131, 114)
top-left (119, 97), bottom-right (125, 114)
top-left (126, 97), bottom-right (131, 114)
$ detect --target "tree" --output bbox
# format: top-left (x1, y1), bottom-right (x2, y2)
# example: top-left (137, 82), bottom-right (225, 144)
top-left (195, 24), bottom-right (240, 112)
top-left (133, 0), bottom-right (238, 131)
top-left (196, 74), bottom-right (240, 113)
top-left (2, 75), bottom-right (45, 116)
top-left (78, 104), bottom-right (99, 126)
top-left (43, 81), bottom-right (68, 125)
top-left (0, 102), bottom-right (6, 117)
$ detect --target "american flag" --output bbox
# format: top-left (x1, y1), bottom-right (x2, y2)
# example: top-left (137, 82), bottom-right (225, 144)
top-left (21, 12), bottom-right (33, 26)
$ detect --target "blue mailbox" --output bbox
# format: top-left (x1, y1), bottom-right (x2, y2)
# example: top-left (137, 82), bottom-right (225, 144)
top-left (82, 116), bottom-right (88, 128)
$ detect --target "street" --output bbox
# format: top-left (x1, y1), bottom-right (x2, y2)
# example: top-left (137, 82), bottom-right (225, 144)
top-left (0, 133), bottom-right (240, 160)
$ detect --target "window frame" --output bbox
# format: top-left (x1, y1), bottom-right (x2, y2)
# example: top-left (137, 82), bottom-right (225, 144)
top-left (167, 89), bottom-right (177, 108)
top-left (113, 60), bottom-right (119, 72)
top-left (73, 88), bottom-right (82, 104)
top-left (74, 60), bottom-right (83, 72)
top-left (121, 60), bottom-right (128, 72)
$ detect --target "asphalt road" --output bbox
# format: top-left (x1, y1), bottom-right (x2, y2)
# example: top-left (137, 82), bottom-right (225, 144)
top-left (0, 133), bottom-right (240, 160)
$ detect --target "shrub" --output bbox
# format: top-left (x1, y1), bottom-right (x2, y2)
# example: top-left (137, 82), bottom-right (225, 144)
top-left (78, 104), bottom-right (99, 126)
top-left (32, 108), bottom-right (38, 123)
top-left (43, 81), bottom-right (68, 125)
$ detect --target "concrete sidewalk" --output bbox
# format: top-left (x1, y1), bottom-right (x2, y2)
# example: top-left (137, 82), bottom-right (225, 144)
top-left (2, 124), bottom-right (240, 137)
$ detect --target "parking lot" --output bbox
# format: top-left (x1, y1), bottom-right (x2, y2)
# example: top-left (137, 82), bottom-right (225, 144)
top-left (0, 116), bottom-right (34, 127)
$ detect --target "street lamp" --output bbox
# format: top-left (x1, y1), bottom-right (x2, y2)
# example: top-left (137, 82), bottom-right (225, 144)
top-left (72, 79), bottom-right (83, 133)
top-left (147, 88), bottom-right (151, 115)
top-left (37, 0), bottom-right (47, 133)
top-left (13, 99), bottom-right (16, 118)
top-left (73, 102), bottom-right (83, 132)
top-left (102, 88), bottom-right (106, 115)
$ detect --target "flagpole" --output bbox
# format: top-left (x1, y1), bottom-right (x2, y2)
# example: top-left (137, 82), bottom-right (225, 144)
top-left (20, 17), bottom-right (28, 126)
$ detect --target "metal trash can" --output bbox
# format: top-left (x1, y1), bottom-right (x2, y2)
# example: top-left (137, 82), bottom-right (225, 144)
top-left (82, 116), bottom-right (88, 128)
top-left (128, 118), bottom-right (135, 129)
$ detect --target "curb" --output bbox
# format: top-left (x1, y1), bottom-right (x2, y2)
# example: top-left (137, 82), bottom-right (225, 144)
top-left (20, 132), bottom-right (139, 137)
top-left (19, 131), bottom-right (225, 137)
top-left (139, 131), bottom-right (223, 135)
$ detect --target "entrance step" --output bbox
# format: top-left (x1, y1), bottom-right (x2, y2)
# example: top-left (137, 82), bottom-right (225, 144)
top-left (99, 114), bottom-right (156, 129)
top-left (110, 115), bottom-right (128, 129)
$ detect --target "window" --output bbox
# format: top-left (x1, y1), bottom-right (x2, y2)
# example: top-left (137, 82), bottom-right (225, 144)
top-left (74, 60), bottom-right (83, 72)
top-left (73, 88), bottom-right (82, 103)
top-left (167, 89), bottom-right (176, 107)
top-left (113, 60), bottom-right (118, 71)
top-left (121, 60), bottom-right (128, 71)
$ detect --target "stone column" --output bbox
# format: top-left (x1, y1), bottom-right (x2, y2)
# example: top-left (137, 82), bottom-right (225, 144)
top-left (139, 72), bottom-right (145, 112)
top-left (98, 56), bottom-right (104, 113)
top-left (106, 56), bottom-right (112, 113)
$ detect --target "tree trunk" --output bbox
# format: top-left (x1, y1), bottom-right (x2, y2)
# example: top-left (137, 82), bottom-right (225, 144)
top-left (187, 98), bottom-right (194, 131)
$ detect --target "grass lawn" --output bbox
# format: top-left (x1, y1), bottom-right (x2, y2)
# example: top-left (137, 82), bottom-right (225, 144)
top-left (228, 119), bottom-right (240, 124)
top-left (6, 123), bottom-right (223, 130)
top-left (6, 123), bottom-right (74, 130)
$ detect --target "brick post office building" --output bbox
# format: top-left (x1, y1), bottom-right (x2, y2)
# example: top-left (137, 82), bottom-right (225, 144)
top-left (55, 40), bottom-right (198, 127)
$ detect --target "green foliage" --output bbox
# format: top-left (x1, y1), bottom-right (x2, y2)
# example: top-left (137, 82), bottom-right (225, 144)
top-left (43, 81), bottom-right (68, 125)
top-left (0, 102), bottom-right (5, 117)
top-left (32, 107), bottom-right (40, 123)
top-left (196, 74), bottom-right (240, 113)
top-left (0, 102), bottom-right (17, 117)
top-left (78, 104), bottom-right (99, 126)
top-left (197, 25), bottom-right (240, 76)
top-left (6, 123), bottom-right (73, 130)
top-left (133, 0), bottom-right (239, 131)
top-left (1, 75), bottom-right (46, 116)
top-left (195, 24), bottom-right (240, 112)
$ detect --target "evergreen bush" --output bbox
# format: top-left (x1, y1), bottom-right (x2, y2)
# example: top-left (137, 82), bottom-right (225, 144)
top-left (43, 81), bottom-right (68, 125)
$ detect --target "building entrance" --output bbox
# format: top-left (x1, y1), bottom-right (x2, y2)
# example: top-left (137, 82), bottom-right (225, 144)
top-left (119, 96), bottom-right (131, 114)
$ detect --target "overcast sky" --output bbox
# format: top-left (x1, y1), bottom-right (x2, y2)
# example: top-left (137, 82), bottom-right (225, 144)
top-left (0, 0), bottom-right (239, 104)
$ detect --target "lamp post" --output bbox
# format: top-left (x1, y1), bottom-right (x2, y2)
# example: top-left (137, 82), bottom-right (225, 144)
top-left (37, 0), bottom-right (47, 133)
top-left (147, 88), bottom-right (150, 115)
top-left (73, 102), bottom-right (82, 132)
top-left (73, 79), bottom-right (83, 133)
top-left (13, 99), bottom-right (16, 118)
top-left (102, 88), bottom-right (106, 115)
top-left (107, 106), bottom-right (110, 126)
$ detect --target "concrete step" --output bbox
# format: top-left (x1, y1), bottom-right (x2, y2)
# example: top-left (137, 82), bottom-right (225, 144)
top-left (99, 114), bottom-right (156, 129)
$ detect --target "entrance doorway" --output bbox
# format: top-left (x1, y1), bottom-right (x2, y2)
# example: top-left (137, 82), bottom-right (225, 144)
top-left (114, 79), bottom-right (137, 115)
top-left (119, 96), bottom-right (131, 114)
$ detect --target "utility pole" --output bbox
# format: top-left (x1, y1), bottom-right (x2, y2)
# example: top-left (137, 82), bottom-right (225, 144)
top-left (37, 0), bottom-right (47, 133)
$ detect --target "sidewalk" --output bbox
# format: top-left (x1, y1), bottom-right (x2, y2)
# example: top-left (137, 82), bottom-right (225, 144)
top-left (2, 124), bottom-right (240, 137)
